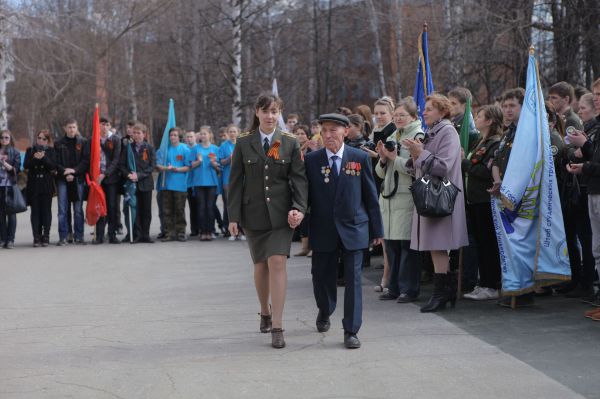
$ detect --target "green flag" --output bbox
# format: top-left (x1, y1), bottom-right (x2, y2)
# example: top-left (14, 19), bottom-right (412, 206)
top-left (460, 96), bottom-right (472, 153)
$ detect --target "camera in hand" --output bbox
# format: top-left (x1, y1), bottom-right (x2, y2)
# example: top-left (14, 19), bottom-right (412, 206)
top-left (384, 140), bottom-right (400, 154)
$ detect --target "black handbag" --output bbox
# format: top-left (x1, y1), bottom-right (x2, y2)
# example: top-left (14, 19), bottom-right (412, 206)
top-left (5, 185), bottom-right (27, 214)
top-left (409, 156), bottom-right (460, 218)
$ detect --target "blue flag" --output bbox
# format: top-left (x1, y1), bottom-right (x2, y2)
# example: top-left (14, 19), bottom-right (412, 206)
top-left (156, 99), bottom-right (177, 190)
top-left (123, 142), bottom-right (137, 241)
top-left (413, 25), bottom-right (434, 129)
top-left (491, 51), bottom-right (570, 295)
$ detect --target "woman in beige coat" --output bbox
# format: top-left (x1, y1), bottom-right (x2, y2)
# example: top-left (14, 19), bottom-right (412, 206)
top-left (375, 97), bottom-right (424, 302)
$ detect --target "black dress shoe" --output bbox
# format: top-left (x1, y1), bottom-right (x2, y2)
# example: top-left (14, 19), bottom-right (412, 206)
top-left (109, 236), bottom-right (120, 244)
top-left (396, 293), bottom-right (418, 303)
top-left (344, 332), bottom-right (361, 349)
top-left (316, 310), bottom-right (330, 332)
top-left (141, 237), bottom-right (155, 244)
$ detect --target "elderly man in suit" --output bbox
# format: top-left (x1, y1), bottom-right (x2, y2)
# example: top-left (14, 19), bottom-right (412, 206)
top-left (303, 113), bottom-right (383, 349)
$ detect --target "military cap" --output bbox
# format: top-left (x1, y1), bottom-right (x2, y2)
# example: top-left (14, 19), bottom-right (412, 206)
top-left (318, 113), bottom-right (350, 127)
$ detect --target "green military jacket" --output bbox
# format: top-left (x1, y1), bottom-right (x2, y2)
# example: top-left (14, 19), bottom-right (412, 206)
top-left (228, 127), bottom-right (308, 230)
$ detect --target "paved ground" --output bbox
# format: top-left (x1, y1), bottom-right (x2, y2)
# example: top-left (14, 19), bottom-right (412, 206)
top-left (1, 211), bottom-right (598, 398)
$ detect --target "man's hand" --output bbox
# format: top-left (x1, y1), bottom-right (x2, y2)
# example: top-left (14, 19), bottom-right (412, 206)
top-left (97, 174), bottom-right (105, 185)
top-left (567, 129), bottom-right (587, 147)
top-left (128, 172), bottom-right (138, 182)
top-left (288, 210), bottom-right (304, 229)
top-left (63, 168), bottom-right (75, 175)
top-left (229, 222), bottom-right (239, 237)
top-left (372, 237), bottom-right (383, 246)
top-left (65, 175), bottom-right (74, 182)
top-left (566, 163), bottom-right (584, 175)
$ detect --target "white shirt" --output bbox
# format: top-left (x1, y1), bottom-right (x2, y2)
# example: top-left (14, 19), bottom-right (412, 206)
top-left (326, 144), bottom-right (344, 173)
top-left (259, 128), bottom-right (276, 147)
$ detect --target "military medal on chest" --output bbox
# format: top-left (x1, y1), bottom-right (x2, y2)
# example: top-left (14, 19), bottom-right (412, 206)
top-left (344, 161), bottom-right (361, 176)
top-left (320, 165), bottom-right (332, 183)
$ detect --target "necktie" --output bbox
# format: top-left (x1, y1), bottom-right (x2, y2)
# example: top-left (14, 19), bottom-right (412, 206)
top-left (263, 137), bottom-right (270, 154)
top-left (331, 155), bottom-right (339, 177)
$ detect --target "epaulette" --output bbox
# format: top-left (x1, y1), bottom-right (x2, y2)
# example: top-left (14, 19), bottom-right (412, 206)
top-left (238, 131), bottom-right (253, 138)
top-left (281, 131), bottom-right (296, 138)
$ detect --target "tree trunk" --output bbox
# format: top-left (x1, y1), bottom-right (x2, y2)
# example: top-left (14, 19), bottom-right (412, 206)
top-left (310, 0), bottom-right (320, 116)
top-left (393, 0), bottom-right (403, 101)
top-left (124, 36), bottom-right (138, 121)
top-left (323, 0), bottom-right (333, 106)
top-left (366, 0), bottom-right (386, 97)
top-left (185, 1), bottom-right (201, 130)
top-left (230, 0), bottom-right (243, 127)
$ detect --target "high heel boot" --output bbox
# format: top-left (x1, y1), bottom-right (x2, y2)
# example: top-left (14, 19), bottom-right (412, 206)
top-left (420, 273), bottom-right (449, 313)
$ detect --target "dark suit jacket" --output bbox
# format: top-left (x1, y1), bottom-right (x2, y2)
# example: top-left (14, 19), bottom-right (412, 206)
top-left (101, 135), bottom-right (122, 185)
top-left (54, 135), bottom-right (90, 183)
top-left (305, 145), bottom-right (383, 252)
top-left (228, 127), bottom-right (308, 230)
top-left (119, 142), bottom-right (156, 192)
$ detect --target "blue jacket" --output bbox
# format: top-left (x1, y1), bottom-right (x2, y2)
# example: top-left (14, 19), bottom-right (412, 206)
top-left (305, 145), bottom-right (383, 252)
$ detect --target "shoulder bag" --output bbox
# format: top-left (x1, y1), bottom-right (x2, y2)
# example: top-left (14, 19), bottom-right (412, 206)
top-left (409, 155), bottom-right (460, 218)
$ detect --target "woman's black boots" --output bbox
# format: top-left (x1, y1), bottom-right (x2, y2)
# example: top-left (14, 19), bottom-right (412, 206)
top-left (420, 273), bottom-right (452, 313)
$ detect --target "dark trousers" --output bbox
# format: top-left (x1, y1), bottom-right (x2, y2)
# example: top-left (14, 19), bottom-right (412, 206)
top-left (30, 193), bottom-right (52, 241)
top-left (0, 187), bottom-right (17, 243)
top-left (312, 246), bottom-right (363, 334)
top-left (196, 186), bottom-right (216, 234)
top-left (134, 190), bottom-right (152, 240)
top-left (162, 190), bottom-right (187, 237)
top-left (467, 202), bottom-right (501, 289)
top-left (385, 239), bottom-right (422, 297)
top-left (96, 183), bottom-right (119, 240)
top-left (564, 192), bottom-right (595, 288)
top-left (156, 190), bottom-right (165, 235)
top-left (187, 188), bottom-right (198, 235)
top-left (222, 187), bottom-right (229, 228)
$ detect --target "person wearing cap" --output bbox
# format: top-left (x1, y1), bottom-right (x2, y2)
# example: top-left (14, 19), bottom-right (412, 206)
top-left (227, 92), bottom-right (308, 349)
top-left (304, 113), bottom-right (383, 349)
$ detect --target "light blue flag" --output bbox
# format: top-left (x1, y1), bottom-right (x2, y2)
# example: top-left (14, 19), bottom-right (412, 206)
top-left (491, 52), bottom-right (570, 295)
top-left (413, 25), bottom-right (434, 129)
top-left (271, 78), bottom-right (287, 131)
top-left (156, 99), bottom-right (176, 190)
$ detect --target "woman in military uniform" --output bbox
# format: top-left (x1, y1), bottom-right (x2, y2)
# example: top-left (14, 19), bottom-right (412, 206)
top-left (228, 92), bottom-right (308, 349)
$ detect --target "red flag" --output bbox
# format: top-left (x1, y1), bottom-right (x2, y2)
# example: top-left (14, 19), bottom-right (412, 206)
top-left (85, 104), bottom-right (107, 226)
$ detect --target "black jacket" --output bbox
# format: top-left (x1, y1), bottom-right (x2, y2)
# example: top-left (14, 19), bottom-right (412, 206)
top-left (461, 135), bottom-right (501, 204)
top-left (101, 135), bottom-right (122, 185)
top-left (119, 142), bottom-right (156, 192)
top-left (580, 116), bottom-right (600, 194)
top-left (24, 146), bottom-right (57, 196)
top-left (54, 135), bottom-right (90, 183)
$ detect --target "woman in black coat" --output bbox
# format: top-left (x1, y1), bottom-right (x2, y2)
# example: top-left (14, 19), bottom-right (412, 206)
top-left (24, 130), bottom-right (57, 247)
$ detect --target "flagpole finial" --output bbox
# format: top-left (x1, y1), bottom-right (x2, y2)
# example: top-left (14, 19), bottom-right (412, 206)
top-left (529, 46), bottom-right (535, 55)
top-left (423, 22), bottom-right (428, 32)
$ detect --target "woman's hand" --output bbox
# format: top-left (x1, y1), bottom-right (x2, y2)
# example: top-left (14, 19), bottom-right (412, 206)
top-left (360, 146), bottom-right (378, 159)
top-left (487, 180), bottom-right (502, 196)
top-left (375, 141), bottom-right (387, 162)
top-left (229, 222), bottom-right (239, 237)
top-left (288, 210), bottom-right (304, 229)
top-left (401, 138), bottom-right (423, 160)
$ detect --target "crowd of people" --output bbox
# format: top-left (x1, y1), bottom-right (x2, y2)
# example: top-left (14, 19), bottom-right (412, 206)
top-left (1, 77), bottom-right (600, 345)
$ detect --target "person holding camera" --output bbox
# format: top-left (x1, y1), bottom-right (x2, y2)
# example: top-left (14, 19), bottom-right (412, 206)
top-left (375, 97), bottom-right (424, 303)
top-left (24, 130), bottom-right (57, 247)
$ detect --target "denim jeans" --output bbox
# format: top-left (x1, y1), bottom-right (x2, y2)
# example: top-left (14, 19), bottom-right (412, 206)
top-left (57, 180), bottom-right (84, 241)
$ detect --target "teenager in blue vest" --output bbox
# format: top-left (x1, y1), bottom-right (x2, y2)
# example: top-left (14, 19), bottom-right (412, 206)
top-left (189, 128), bottom-right (220, 241)
top-left (156, 127), bottom-right (191, 242)
top-left (184, 130), bottom-right (199, 237)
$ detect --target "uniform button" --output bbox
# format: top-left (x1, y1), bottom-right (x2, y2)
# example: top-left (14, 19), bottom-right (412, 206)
top-left (265, 176), bottom-right (269, 180)
top-left (265, 165), bottom-right (269, 169)
top-left (266, 197), bottom-right (271, 202)
top-left (265, 186), bottom-right (269, 191)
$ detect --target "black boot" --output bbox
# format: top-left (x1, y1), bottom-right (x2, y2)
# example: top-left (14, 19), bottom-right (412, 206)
top-left (420, 273), bottom-right (449, 313)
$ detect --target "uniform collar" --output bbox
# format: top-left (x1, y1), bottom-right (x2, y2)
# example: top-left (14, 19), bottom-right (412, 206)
top-left (325, 143), bottom-right (345, 160)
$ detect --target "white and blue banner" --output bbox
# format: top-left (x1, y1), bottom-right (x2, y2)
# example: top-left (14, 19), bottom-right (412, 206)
top-left (271, 78), bottom-right (287, 131)
top-left (491, 52), bottom-right (570, 295)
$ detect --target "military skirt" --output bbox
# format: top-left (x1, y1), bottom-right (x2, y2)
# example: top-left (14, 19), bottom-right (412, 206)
top-left (244, 226), bottom-right (295, 263)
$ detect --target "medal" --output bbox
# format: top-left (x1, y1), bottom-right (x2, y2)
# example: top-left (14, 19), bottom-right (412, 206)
top-left (324, 178), bottom-right (330, 183)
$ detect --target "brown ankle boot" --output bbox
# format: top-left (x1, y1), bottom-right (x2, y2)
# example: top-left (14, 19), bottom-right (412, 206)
top-left (271, 328), bottom-right (285, 348)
